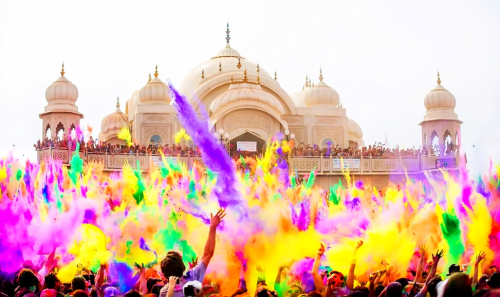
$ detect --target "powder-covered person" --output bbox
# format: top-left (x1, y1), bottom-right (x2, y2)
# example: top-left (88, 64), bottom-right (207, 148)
top-left (159, 209), bottom-right (226, 297)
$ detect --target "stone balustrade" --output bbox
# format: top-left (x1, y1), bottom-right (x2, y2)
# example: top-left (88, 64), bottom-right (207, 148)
top-left (289, 154), bottom-right (462, 174)
top-left (36, 148), bottom-right (461, 174)
top-left (36, 148), bottom-right (206, 171)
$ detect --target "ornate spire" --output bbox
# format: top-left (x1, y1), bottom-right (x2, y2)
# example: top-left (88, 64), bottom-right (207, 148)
top-left (154, 65), bottom-right (159, 78)
top-left (274, 70), bottom-right (277, 81)
top-left (257, 69), bottom-right (260, 84)
top-left (116, 96), bottom-right (120, 109)
top-left (226, 23), bottom-right (230, 44)
top-left (257, 63), bottom-right (260, 73)
top-left (201, 69), bottom-right (205, 79)
top-left (319, 68), bottom-right (323, 81)
top-left (237, 56), bottom-right (242, 69)
top-left (148, 73), bottom-right (151, 83)
top-left (230, 75), bottom-right (234, 84)
top-left (60, 62), bottom-right (65, 76)
top-left (309, 78), bottom-right (312, 87)
top-left (437, 71), bottom-right (441, 85)
top-left (219, 60), bottom-right (222, 71)
top-left (305, 75), bottom-right (309, 88)
top-left (243, 69), bottom-right (248, 82)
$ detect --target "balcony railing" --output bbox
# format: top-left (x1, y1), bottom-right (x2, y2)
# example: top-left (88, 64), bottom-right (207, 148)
top-left (36, 148), bottom-right (461, 174)
top-left (36, 148), bottom-right (206, 171)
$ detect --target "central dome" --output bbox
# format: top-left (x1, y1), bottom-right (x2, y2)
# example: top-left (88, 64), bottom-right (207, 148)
top-left (45, 64), bottom-right (78, 103)
top-left (304, 70), bottom-right (340, 107)
top-left (179, 25), bottom-right (272, 96)
top-left (99, 98), bottom-right (129, 143)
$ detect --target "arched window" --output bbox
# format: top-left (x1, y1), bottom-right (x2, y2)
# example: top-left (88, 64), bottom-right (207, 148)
top-left (431, 134), bottom-right (440, 156)
top-left (56, 122), bottom-right (65, 141)
top-left (150, 135), bottom-right (162, 146)
top-left (444, 132), bottom-right (452, 155)
top-left (322, 138), bottom-right (336, 148)
top-left (45, 124), bottom-right (52, 140)
top-left (70, 124), bottom-right (76, 140)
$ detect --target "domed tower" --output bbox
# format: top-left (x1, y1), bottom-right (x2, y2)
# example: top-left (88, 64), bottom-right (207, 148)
top-left (420, 72), bottom-right (462, 155)
top-left (99, 97), bottom-right (129, 144)
top-left (39, 63), bottom-right (83, 140)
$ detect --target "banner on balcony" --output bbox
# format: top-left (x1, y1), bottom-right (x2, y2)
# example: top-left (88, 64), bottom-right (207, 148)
top-left (237, 141), bottom-right (257, 152)
top-left (151, 156), bottom-right (178, 168)
top-left (333, 159), bottom-right (360, 169)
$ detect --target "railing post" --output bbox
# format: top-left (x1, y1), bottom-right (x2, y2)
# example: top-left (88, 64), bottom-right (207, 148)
top-left (398, 153), bottom-right (402, 173)
top-left (320, 153), bottom-right (323, 174)
top-left (105, 151), bottom-right (108, 170)
top-left (330, 154), bottom-right (333, 174)
top-left (369, 154), bottom-right (372, 173)
top-left (360, 154), bottom-right (363, 173)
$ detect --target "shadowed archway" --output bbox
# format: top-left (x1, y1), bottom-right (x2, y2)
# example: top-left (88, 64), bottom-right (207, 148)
top-left (229, 131), bottom-right (266, 158)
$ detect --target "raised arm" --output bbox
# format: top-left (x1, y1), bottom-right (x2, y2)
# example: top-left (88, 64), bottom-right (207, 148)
top-left (274, 261), bottom-right (292, 297)
top-left (347, 240), bottom-right (363, 290)
top-left (312, 244), bottom-right (326, 293)
top-left (413, 249), bottom-right (443, 297)
top-left (472, 251), bottom-right (486, 289)
top-left (415, 245), bottom-right (427, 283)
top-left (201, 209), bottom-right (226, 268)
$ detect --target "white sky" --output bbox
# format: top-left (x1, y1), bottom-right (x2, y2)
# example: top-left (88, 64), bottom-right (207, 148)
top-left (0, 0), bottom-right (499, 177)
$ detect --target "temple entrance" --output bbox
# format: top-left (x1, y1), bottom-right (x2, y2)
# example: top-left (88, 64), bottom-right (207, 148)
top-left (229, 131), bottom-right (266, 158)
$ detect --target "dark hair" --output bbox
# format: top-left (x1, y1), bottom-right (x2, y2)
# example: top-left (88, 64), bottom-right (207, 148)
top-left (257, 289), bottom-right (277, 297)
top-left (147, 278), bottom-right (161, 293)
top-left (44, 272), bottom-right (60, 289)
top-left (161, 251), bottom-right (185, 278)
top-left (124, 290), bottom-right (142, 297)
top-left (73, 290), bottom-right (89, 297)
top-left (151, 284), bottom-right (163, 296)
top-left (18, 269), bottom-right (39, 289)
top-left (395, 278), bottom-right (409, 289)
top-left (489, 273), bottom-right (500, 289)
top-left (183, 285), bottom-right (201, 297)
top-left (352, 286), bottom-right (369, 296)
top-left (307, 291), bottom-right (322, 297)
top-left (443, 273), bottom-right (472, 297)
top-left (72, 276), bottom-right (87, 291)
top-left (374, 284), bottom-right (385, 297)
top-left (428, 276), bottom-right (442, 297)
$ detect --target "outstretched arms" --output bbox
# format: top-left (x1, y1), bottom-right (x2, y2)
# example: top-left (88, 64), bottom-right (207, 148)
top-left (201, 209), bottom-right (226, 268)
top-left (347, 241), bottom-right (363, 290)
top-left (312, 244), bottom-right (326, 293)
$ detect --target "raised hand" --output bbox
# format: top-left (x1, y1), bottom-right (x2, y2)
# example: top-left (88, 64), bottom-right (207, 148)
top-left (432, 249), bottom-right (444, 264)
top-left (210, 209), bottom-right (226, 228)
top-left (475, 251), bottom-right (487, 266)
top-left (419, 244), bottom-right (428, 259)
top-left (280, 259), bottom-right (294, 270)
top-left (189, 257), bottom-right (199, 269)
top-left (169, 276), bottom-right (179, 286)
top-left (355, 240), bottom-right (364, 251)
top-left (256, 265), bottom-right (265, 275)
top-left (134, 262), bottom-right (145, 272)
top-left (318, 244), bottom-right (325, 256)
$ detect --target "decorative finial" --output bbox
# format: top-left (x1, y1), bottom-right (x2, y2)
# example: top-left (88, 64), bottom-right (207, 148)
top-left (305, 75), bottom-right (309, 87)
top-left (116, 96), bottom-right (120, 109)
top-left (274, 70), bottom-right (277, 81)
top-left (319, 68), bottom-right (323, 81)
top-left (219, 61), bottom-right (222, 72)
top-left (60, 62), bottom-right (65, 76)
top-left (201, 69), bottom-right (205, 79)
top-left (148, 73), bottom-right (151, 83)
top-left (154, 65), bottom-right (159, 78)
top-left (226, 23), bottom-right (230, 44)
top-left (309, 78), bottom-right (312, 87)
top-left (257, 71), bottom-right (260, 84)
top-left (257, 63), bottom-right (260, 73)
top-left (437, 71), bottom-right (441, 85)
top-left (230, 75), bottom-right (234, 83)
top-left (237, 56), bottom-right (242, 69)
top-left (243, 69), bottom-right (248, 82)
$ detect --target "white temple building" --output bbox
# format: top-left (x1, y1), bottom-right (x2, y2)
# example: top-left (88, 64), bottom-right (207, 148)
top-left (39, 24), bottom-right (461, 157)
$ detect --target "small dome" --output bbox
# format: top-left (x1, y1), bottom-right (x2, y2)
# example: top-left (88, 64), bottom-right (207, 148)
top-left (45, 64), bottom-right (78, 103)
top-left (213, 43), bottom-right (241, 58)
top-left (139, 67), bottom-right (171, 104)
top-left (99, 98), bottom-right (129, 142)
top-left (210, 81), bottom-right (285, 115)
top-left (348, 118), bottom-right (363, 138)
top-left (304, 70), bottom-right (340, 107)
top-left (424, 73), bottom-right (456, 110)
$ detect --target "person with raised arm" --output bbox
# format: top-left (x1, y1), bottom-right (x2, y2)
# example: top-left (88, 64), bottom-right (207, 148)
top-left (159, 209), bottom-right (226, 297)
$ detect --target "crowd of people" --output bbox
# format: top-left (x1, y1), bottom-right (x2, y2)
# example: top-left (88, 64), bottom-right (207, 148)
top-left (0, 219), bottom-right (497, 297)
top-left (292, 142), bottom-right (458, 159)
top-left (33, 137), bottom-right (202, 157)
